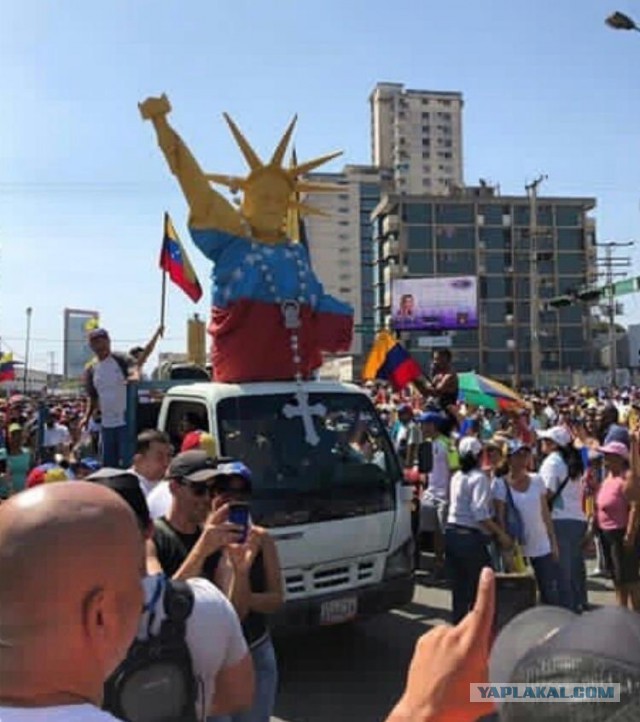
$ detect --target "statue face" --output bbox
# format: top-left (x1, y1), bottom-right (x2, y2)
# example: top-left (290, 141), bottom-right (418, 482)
top-left (242, 172), bottom-right (291, 242)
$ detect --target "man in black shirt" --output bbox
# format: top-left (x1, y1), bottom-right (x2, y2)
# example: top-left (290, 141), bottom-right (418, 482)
top-left (146, 450), bottom-right (253, 618)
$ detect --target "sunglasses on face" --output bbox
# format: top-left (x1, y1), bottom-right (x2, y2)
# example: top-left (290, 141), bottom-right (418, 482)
top-left (178, 480), bottom-right (216, 497)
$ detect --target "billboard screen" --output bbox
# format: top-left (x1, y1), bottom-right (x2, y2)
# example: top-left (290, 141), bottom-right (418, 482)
top-left (391, 276), bottom-right (478, 332)
top-left (64, 309), bottom-right (99, 379)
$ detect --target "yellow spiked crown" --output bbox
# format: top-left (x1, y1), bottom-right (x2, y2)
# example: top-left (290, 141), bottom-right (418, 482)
top-left (206, 115), bottom-right (343, 239)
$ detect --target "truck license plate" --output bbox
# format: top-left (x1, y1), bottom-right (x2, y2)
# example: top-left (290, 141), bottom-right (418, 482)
top-left (320, 597), bottom-right (358, 625)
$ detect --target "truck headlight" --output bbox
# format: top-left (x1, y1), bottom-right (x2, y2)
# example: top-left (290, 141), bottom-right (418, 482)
top-left (384, 539), bottom-right (414, 579)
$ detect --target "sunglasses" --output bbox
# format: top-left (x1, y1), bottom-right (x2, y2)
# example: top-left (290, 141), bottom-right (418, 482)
top-left (178, 480), bottom-right (216, 497)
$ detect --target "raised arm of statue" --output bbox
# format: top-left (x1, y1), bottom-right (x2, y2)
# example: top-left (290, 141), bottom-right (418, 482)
top-left (139, 95), bottom-right (244, 236)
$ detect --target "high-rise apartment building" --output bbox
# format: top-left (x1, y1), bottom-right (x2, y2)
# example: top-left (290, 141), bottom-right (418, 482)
top-left (303, 165), bottom-right (387, 369)
top-left (370, 82), bottom-right (464, 195)
top-left (371, 185), bottom-right (597, 385)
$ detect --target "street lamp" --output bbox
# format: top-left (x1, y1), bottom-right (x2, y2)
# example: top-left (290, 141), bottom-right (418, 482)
top-left (24, 307), bottom-right (32, 394)
top-left (605, 11), bottom-right (640, 31)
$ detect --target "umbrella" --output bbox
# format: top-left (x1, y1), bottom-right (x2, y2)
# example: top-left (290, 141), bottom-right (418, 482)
top-left (457, 372), bottom-right (525, 412)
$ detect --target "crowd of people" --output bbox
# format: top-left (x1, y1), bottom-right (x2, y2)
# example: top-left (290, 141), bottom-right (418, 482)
top-left (4, 336), bottom-right (640, 721)
top-left (364, 348), bottom-right (640, 620)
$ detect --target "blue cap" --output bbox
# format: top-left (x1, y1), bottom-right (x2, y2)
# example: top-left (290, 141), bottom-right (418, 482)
top-left (79, 457), bottom-right (102, 472)
top-left (417, 411), bottom-right (444, 426)
top-left (215, 461), bottom-right (252, 482)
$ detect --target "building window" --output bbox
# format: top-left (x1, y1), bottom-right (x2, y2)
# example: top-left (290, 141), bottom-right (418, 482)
top-left (338, 207), bottom-right (350, 213)
top-left (435, 204), bottom-right (474, 224)
top-left (557, 229), bottom-right (584, 252)
top-left (339, 287), bottom-right (351, 294)
top-left (339, 273), bottom-right (351, 281)
top-left (339, 193), bottom-right (350, 200)
top-left (436, 226), bottom-right (475, 250)
top-left (480, 227), bottom-right (511, 250)
top-left (338, 259), bottom-right (351, 267)
top-left (338, 246), bottom-right (350, 254)
top-left (338, 233), bottom-right (350, 240)
top-left (436, 251), bottom-right (476, 275)
top-left (556, 206), bottom-right (582, 226)
top-left (485, 252), bottom-right (511, 273)
top-left (407, 225), bottom-right (433, 251)
top-left (406, 252), bottom-right (433, 275)
top-left (557, 253), bottom-right (586, 274)
top-left (402, 203), bottom-right (432, 224)
top-left (339, 221), bottom-right (349, 226)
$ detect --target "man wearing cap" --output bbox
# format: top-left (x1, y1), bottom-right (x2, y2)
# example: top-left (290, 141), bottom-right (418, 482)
top-left (83, 328), bottom-right (136, 467)
top-left (146, 451), bottom-right (254, 622)
top-left (88, 468), bottom-right (255, 719)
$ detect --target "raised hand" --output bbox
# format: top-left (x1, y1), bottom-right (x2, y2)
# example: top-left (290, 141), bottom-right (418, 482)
top-left (385, 567), bottom-right (496, 722)
top-left (139, 94), bottom-right (172, 120)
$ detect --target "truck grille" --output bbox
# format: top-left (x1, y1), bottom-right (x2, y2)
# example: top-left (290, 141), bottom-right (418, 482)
top-left (284, 557), bottom-right (380, 598)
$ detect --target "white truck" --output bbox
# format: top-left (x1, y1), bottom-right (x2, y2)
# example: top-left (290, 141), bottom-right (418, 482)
top-left (129, 378), bottom-right (415, 629)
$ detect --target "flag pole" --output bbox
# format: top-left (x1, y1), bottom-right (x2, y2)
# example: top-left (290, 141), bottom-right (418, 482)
top-left (160, 268), bottom-right (167, 334)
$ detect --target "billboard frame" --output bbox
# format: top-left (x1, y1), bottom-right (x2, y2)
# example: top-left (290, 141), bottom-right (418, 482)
top-left (63, 308), bottom-right (99, 380)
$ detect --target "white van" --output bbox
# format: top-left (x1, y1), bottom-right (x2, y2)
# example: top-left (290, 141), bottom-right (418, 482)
top-left (150, 379), bottom-right (414, 629)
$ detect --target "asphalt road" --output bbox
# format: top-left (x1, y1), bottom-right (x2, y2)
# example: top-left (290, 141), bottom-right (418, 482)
top-left (271, 558), bottom-right (616, 722)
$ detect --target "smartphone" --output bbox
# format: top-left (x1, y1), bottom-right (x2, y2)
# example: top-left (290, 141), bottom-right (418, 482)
top-left (228, 502), bottom-right (250, 543)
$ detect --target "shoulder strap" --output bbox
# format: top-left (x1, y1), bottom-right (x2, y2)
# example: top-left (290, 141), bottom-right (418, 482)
top-left (111, 352), bottom-right (131, 379)
top-left (548, 473), bottom-right (571, 509)
top-left (162, 580), bottom-right (195, 633)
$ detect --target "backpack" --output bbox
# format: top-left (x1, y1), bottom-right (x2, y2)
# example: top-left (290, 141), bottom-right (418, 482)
top-left (103, 578), bottom-right (199, 722)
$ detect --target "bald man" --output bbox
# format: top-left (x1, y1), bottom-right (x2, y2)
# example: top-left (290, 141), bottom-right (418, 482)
top-left (0, 483), bottom-right (144, 721)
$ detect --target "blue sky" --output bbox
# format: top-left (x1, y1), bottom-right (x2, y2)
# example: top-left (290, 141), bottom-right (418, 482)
top-left (1, 0), bottom-right (639, 372)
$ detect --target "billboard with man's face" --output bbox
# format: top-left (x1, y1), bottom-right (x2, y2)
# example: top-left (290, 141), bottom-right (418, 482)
top-left (391, 276), bottom-right (478, 332)
top-left (63, 309), bottom-right (100, 379)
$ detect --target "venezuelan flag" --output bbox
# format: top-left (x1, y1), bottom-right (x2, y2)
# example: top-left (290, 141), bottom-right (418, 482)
top-left (0, 353), bottom-right (16, 382)
top-left (362, 331), bottom-right (422, 391)
top-left (160, 213), bottom-right (203, 302)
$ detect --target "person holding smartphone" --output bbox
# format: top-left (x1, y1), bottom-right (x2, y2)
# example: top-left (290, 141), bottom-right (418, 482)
top-left (208, 461), bottom-right (283, 722)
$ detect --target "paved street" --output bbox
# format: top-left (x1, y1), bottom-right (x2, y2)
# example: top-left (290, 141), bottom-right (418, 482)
top-left (271, 558), bottom-right (616, 722)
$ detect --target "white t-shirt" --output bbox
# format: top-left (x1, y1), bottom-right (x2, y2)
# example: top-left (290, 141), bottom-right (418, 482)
top-left (93, 356), bottom-right (128, 429)
top-left (43, 423), bottom-right (71, 448)
top-left (422, 437), bottom-right (450, 502)
top-left (147, 480), bottom-right (173, 519)
top-left (0, 705), bottom-right (119, 721)
top-left (508, 473), bottom-right (551, 558)
top-left (130, 468), bottom-right (158, 498)
top-left (540, 451), bottom-right (585, 522)
top-left (139, 575), bottom-right (248, 719)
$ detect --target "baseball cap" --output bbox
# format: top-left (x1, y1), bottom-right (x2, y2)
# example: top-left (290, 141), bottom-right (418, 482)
top-left (180, 430), bottom-right (218, 458)
top-left (490, 605), bottom-right (640, 720)
top-left (538, 425), bottom-right (572, 448)
top-left (416, 411), bottom-right (444, 426)
top-left (599, 441), bottom-right (630, 462)
top-left (166, 450), bottom-right (217, 483)
top-left (506, 439), bottom-right (531, 456)
top-left (214, 460), bottom-right (252, 485)
top-left (458, 436), bottom-right (483, 458)
top-left (88, 327), bottom-right (109, 341)
top-left (88, 469), bottom-right (151, 530)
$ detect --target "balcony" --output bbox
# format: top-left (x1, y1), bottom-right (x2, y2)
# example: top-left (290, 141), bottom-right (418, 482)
top-left (382, 237), bottom-right (400, 259)
top-left (382, 215), bottom-right (400, 236)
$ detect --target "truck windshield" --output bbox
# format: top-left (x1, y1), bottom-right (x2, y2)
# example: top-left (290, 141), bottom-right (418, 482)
top-left (216, 392), bottom-right (400, 527)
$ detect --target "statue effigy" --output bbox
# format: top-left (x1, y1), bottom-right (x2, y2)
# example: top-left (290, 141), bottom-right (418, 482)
top-left (139, 95), bottom-right (353, 384)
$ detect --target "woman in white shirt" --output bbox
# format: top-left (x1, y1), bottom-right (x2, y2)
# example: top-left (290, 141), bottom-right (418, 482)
top-left (539, 428), bottom-right (587, 612)
top-left (504, 440), bottom-right (561, 606)
top-left (446, 437), bottom-right (512, 623)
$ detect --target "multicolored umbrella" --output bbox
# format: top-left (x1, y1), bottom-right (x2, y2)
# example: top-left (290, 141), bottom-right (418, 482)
top-left (457, 371), bottom-right (525, 411)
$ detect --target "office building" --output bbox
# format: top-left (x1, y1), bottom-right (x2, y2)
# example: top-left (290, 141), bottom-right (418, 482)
top-left (303, 165), bottom-right (388, 371)
top-left (371, 184), bottom-right (597, 385)
top-left (370, 82), bottom-right (464, 195)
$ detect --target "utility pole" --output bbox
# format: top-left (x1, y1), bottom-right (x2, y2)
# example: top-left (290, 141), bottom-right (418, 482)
top-left (526, 175), bottom-right (547, 389)
top-left (598, 241), bottom-right (633, 385)
top-left (23, 307), bottom-right (32, 394)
